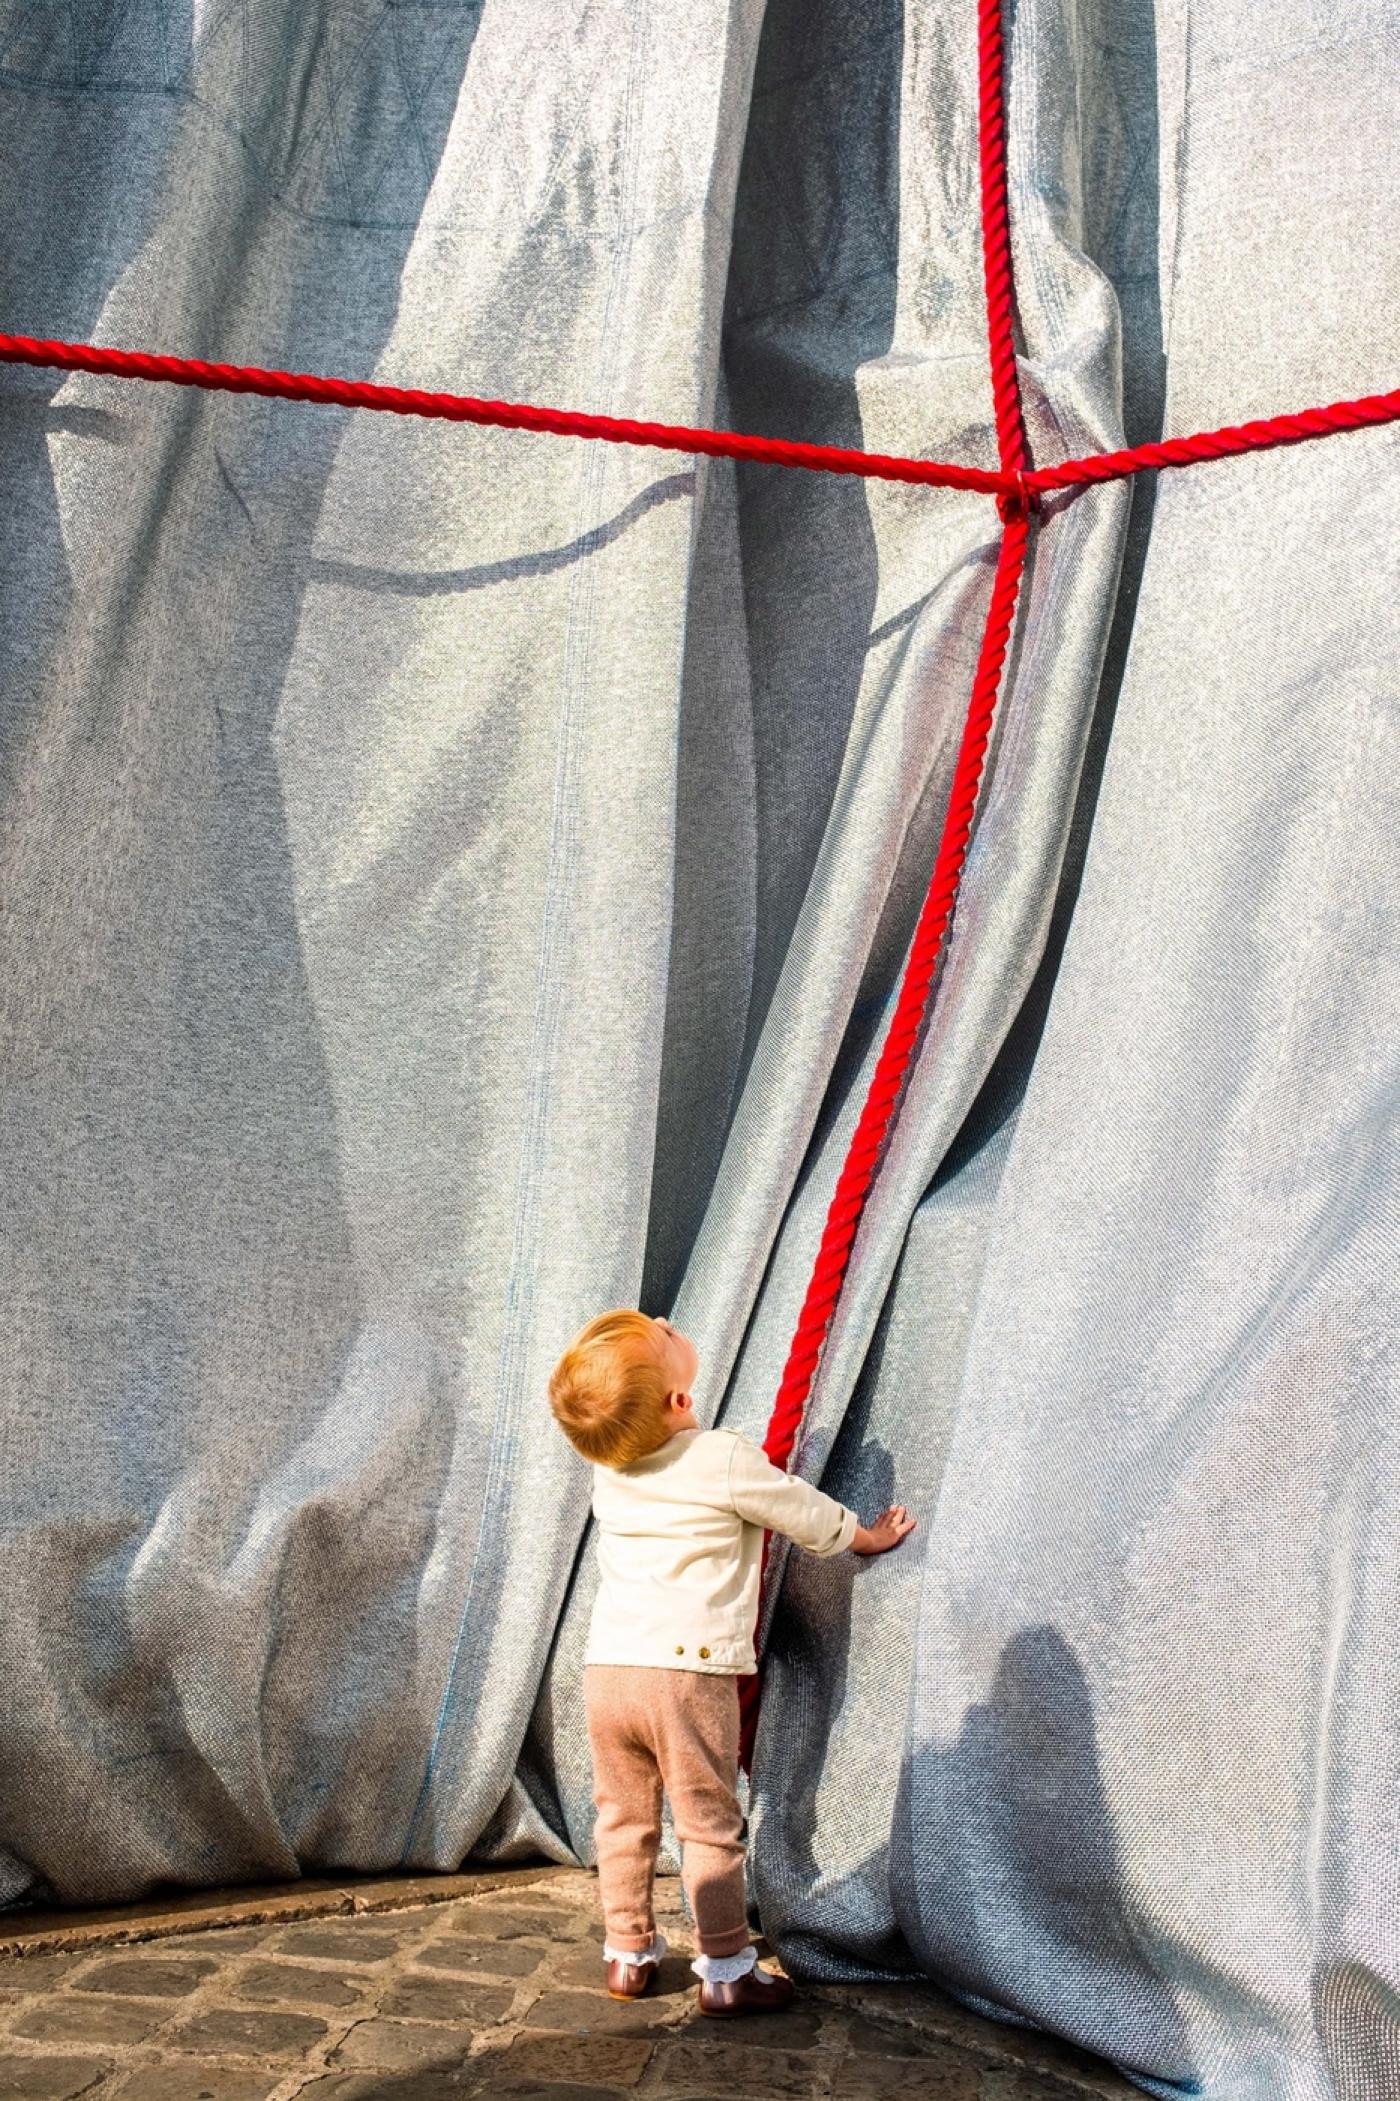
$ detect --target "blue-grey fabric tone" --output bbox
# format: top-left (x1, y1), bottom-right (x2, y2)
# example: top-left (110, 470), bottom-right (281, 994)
top-left (1, 3), bottom-right (1396, 2098)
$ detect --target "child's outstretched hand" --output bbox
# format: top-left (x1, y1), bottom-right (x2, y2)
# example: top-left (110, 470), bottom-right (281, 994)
top-left (851, 1505), bottom-right (917, 1556)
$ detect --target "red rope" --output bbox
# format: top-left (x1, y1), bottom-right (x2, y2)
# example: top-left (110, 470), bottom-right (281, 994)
top-left (739, 0), bottom-right (1036, 1772)
top-left (765, 529), bottom-right (1025, 1462)
top-left (737, 512), bottom-right (1032, 1766)
top-left (0, 335), bottom-right (1394, 504)
top-left (0, 332), bottom-right (1006, 499)
top-left (755, 4), bottom-right (1031, 1508)
top-left (1, 14), bottom-right (1396, 1782)
top-left (1028, 386), bottom-right (1400, 494)
top-left (978, 0), bottom-right (1031, 485)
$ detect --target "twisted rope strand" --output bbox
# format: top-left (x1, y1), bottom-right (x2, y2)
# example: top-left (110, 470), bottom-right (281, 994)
top-left (741, 0), bottom-right (1040, 1774)
top-left (978, 0), bottom-right (1030, 480)
top-left (2, 335), bottom-right (1392, 503)
top-left (1, 8), bottom-right (1394, 1786)
top-left (1029, 385), bottom-right (1400, 493)
top-left (0, 332), bottom-right (1006, 498)
top-left (737, 514), bottom-right (1031, 1769)
top-left (758, 517), bottom-right (1031, 1486)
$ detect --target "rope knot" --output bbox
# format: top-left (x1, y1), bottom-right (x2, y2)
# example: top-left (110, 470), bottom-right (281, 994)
top-left (995, 469), bottom-right (1040, 525)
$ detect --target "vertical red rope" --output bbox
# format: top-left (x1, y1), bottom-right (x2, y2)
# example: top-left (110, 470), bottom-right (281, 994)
top-left (977, 0), bottom-right (1031, 480)
top-left (740, 0), bottom-right (1034, 1774)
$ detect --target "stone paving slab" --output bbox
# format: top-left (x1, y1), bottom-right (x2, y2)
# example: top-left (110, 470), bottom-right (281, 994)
top-left (0, 1868), bottom-right (1144, 2101)
top-left (0, 1877), bottom-right (550, 1963)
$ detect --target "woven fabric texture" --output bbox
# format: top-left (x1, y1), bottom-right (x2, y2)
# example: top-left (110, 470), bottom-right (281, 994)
top-left (1, 4), bottom-right (1396, 2096)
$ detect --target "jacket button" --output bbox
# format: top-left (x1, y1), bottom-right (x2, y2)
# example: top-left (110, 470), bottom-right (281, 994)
top-left (699, 1647), bottom-right (710, 1659)
top-left (675, 1645), bottom-right (684, 1655)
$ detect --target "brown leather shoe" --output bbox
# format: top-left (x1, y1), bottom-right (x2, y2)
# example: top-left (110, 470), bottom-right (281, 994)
top-left (605, 1957), bottom-right (659, 2001)
top-left (696, 1962), bottom-right (795, 2017)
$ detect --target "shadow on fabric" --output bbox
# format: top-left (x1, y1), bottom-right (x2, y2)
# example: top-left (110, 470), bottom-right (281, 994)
top-left (757, 1430), bottom-right (909, 1970)
top-left (936, 0), bottom-right (1169, 1191)
top-left (896, 1625), bottom-right (1200, 2099)
top-left (640, 0), bottom-right (906, 1310)
top-left (1312, 1961), bottom-right (1400, 2101)
top-left (506, 0), bottom-right (911, 1868)
top-left (0, 6), bottom-right (486, 1901)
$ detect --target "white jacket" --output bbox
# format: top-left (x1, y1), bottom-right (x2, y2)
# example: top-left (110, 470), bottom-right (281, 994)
top-left (584, 1426), bottom-right (858, 1674)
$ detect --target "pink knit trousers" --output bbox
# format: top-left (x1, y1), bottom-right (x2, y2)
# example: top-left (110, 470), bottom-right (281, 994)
top-left (583, 1663), bottom-right (749, 1958)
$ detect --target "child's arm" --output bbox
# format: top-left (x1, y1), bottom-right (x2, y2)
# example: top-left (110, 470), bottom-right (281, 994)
top-left (725, 1438), bottom-right (915, 1558)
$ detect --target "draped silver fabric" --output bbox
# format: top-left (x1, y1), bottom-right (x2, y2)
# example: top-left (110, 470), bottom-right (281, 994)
top-left (1, 4), bottom-right (1396, 2097)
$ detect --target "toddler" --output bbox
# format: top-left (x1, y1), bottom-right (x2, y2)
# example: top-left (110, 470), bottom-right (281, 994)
top-left (548, 1306), bottom-right (915, 2016)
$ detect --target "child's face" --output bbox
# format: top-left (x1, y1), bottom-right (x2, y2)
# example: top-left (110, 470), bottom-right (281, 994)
top-left (652, 1316), bottom-right (700, 1419)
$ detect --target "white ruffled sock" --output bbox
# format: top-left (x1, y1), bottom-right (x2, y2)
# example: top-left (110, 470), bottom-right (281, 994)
top-left (602, 1930), bottom-right (667, 1969)
top-left (691, 1943), bottom-right (758, 1985)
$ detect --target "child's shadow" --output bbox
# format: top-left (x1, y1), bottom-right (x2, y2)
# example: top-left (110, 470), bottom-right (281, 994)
top-left (654, 1952), bottom-right (700, 1998)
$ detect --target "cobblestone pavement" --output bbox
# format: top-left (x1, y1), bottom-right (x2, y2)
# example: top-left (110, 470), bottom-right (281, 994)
top-left (0, 1868), bottom-right (1142, 2101)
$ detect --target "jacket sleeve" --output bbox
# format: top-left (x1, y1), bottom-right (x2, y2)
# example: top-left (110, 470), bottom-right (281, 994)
top-left (724, 1436), bottom-right (858, 1556)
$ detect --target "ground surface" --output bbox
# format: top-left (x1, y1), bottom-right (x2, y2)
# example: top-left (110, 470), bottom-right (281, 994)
top-left (0, 1867), bottom-right (1142, 2101)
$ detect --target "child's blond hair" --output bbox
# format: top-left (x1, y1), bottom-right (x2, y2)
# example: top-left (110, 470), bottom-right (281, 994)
top-left (548, 1308), bottom-right (674, 1468)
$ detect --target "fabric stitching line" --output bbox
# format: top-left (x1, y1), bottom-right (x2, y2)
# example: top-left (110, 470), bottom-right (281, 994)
top-left (387, 3), bottom-right (437, 190)
top-left (1161, 0), bottom-right (1194, 379)
top-left (397, 418), bottom-right (610, 1859)
top-left (398, 8), bottom-right (653, 1861)
top-left (1246, 658), bottom-right (1364, 1187)
top-left (53, 32), bottom-right (719, 244)
top-left (154, 0), bottom-right (174, 94)
top-left (314, 9), bottom-right (393, 222)
top-left (0, 1), bottom-right (436, 227)
top-left (0, 62), bottom-right (720, 243)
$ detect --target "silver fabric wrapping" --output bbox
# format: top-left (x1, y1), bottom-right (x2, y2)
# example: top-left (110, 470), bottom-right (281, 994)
top-left (1, 4), bottom-right (1396, 2098)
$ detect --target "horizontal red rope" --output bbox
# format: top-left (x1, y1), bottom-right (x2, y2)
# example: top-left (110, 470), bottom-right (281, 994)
top-left (0, 332), bottom-right (1005, 499)
top-left (1029, 384), bottom-right (1400, 496)
top-left (737, 510), bottom-right (1032, 1774)
top-left (2, 335), bottom-right (1396, 507)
